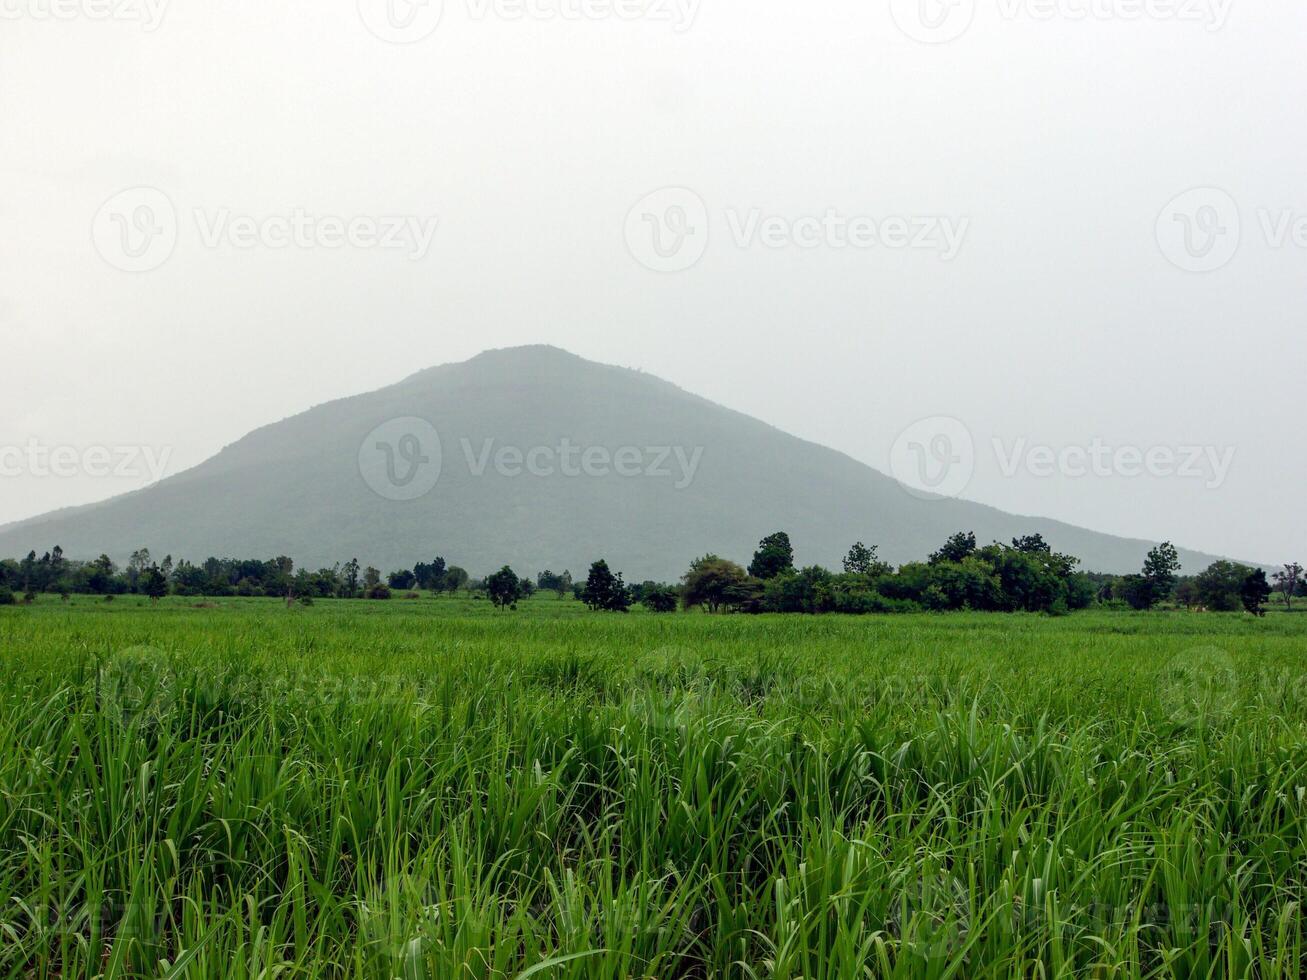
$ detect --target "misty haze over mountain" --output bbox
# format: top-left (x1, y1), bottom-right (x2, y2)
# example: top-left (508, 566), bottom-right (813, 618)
top-left (2, 4), bottom-right (1303, 566)
top-left (0, 347), bottom-right (1242, 579)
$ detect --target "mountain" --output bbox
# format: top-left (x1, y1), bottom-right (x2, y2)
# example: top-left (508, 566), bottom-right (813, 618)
top-left (0, 346), bottom-right (1232, 579)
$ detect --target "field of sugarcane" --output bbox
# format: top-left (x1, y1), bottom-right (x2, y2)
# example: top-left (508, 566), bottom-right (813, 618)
top-left (0, 596), bottom-right (1304, 978)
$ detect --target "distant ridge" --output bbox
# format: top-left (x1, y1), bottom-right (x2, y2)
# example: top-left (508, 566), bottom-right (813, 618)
top-left (0, 346), bottom-right (1237, 579)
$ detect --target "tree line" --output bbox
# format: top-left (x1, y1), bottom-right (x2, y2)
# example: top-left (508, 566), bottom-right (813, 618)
top-left (0, 536), bottom-right (1300, 615)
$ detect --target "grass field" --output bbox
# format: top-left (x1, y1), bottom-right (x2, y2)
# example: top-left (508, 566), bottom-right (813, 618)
top-left (1, 596), bottom-right (1304, 978)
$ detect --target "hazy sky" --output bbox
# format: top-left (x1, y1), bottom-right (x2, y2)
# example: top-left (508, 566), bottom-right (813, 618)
top-left (1, 0), bottom-right (1303, 564)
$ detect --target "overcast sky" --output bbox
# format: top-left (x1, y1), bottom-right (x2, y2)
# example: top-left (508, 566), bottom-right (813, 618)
top-left (1, 0), bottom-right (1303, 564)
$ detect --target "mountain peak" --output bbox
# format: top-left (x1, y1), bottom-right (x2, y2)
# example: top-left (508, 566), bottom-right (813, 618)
top-left (467, 344), bottom-right (588, 366)
top-left (0, 348), bottom-right (1232, 578)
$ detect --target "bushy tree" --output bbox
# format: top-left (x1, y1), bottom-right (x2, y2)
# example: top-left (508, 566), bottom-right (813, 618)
top-left (1010, 533), bottom-right (1049, 555)
top-left (414, 557), bottom-right (447, 592)
top-left (537, 569), bottom-right (573, 598)
top-left (387, 569), bottom-right (417, 591)
top-left (140, 565), bottom-right (169, 601)
top-left (842, 541), bottom-right (888, 576)
top-left (642, 585), bottom-right (679, 613)
top-left (682, 555), bottom-right (749, 613)
top-left (1174, 578), bottom-right (1201, 609)
top-left (1272, 563), bottom-right (1303, 610)
top-left (1141, 542), bottom-right (1181, 604)
top-left (444, 566), bottom-right (469, 594)
top-left (762, 566), bottom-right (834, 614)
top-left (929, 531), bottom-right (976, 565)
top-left (341, 558), bottom-right (361, 598)
top-left (1118, 575), bottom-right (1156, 611)
top-left (1241, 569), bottom-right (1272, 616)
top-left (486, 566), bottom-right (523, 610)
top-left (748, 532), bottom-right (794, 580)
top-left (1194, 561), bottom-right (1251, 612)
top-left (580, 560), bottom-right (631, 612)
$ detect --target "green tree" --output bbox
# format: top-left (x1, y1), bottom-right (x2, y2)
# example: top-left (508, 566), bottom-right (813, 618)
top-left (682, 555), bottom-right (749, 613)
top-left (537, 569), bottom-right (574, 598)
top-left (1241, 569), bottom-right (1272, 616)
top-left (1175, 579), bottom-right (1201, 609)
top-left (580, 560), bottom-right (631, 612)
top-left (444, 566), bottom-right (469, 593)
top-left (486, 566), bottom-right (523, 610)
top-left (842, 541), bottom-right (882, 575)
top-left (140, 565), bottom-right (169, 601)
top-left (1194, 561), bottom-right (1251, 612)
top-left (86, 554), bottom-right (117, 594)
top-left (749, 532), bottom-right (794, 580)
top-left (126, 548), bottom-right (151, 592)
top-left (1141, 542), bottom-right (1181, 604)
top-left (1272, 563), bottom-right (1303, 610)
top-left (1010, 534), bottom-right (1049, 554)
top-left (342, 558), bottom-right (361, 598)
top-left (929, 531), bottom-right (976, 565)
top-left (415, 557), bottom-right (447, 592)
top-left (388, 569), bottom-right (417, 591)
top-left (1118, 575), bottom-right (1155, 611)
top-left (642, 585), bottom-right (679, 613)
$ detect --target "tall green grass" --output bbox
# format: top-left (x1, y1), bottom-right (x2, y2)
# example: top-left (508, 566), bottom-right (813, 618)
top-left (0, 597), bottom-right (1303, 977)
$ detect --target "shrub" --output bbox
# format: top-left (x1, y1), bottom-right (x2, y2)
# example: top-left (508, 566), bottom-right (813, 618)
top-left (0, 585), bottom-right (14, 606)
top-left (642, 586), bottom-right (679, 613)
top-left (365, 583), bottom-right (392, 600)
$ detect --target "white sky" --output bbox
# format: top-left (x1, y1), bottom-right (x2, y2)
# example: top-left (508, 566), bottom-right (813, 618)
top-left (1, 0), bottom-right (1303, 564)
